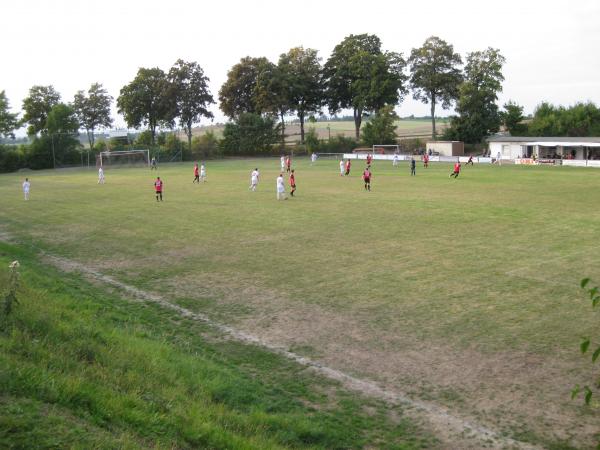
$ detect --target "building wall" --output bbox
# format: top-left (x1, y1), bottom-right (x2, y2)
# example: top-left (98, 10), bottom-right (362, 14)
top-left (490, 142), bottom-right (524, 159)
top-left (426, 141), bottom-right (464, 156)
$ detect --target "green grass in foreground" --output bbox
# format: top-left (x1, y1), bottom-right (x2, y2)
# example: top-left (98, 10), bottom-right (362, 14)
top-left (0, 242), bottom-right (430, 449)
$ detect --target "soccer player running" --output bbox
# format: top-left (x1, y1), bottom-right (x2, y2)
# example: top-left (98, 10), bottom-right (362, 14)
top-left (410, 157), bottom-right (416, 176)
top-left (289, 169), bottom-right (296, 197)
top-left (466, 155), bottom-right (474, 166)
top-left (339, 159), bottom-right (345, 176)
top-left (276, 173), bottom-right (287, 200)
top-left (154, 176), bottom-right (164, 201)
top-left (249, 168), bottom-right (259, 191)
top-left (311, 152), bottom-right (317, 165)
top-left (22, 178), bottom-right (30, 200)
top-left (345, 158), bottom-right (351, 176)
top-left (362, 166), bottom-right (372, 191)
top-left (193, 162), bottom-right (200, 183)
top-left (200, 163), bottom-right (207, 182)
top-left (449, 160), bottom-right (461, 178)
top-left (98, 166), bottom-right (105, 184)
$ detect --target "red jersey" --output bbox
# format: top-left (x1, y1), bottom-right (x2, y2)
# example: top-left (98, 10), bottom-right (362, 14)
top-left (366, 155), bottom-right (372, 164)
top-left (363, 169), bottom-right (371, 180)
top-left (154, 179), bottom-right (163, 192)
top-left (194, 165), bottom-right (199, 176)
top-left (289, 174), bottom-right (295, 186)
top-left (346, 160), bottom-right (351, 169)
top-left (286, 157), bottom-right (291, 167)
top-left (454, 163), bottom-right (461, 172)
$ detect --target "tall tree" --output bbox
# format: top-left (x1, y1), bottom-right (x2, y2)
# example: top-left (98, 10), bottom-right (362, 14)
top-left (0, 91), bottom-right (19, 139)
top-left (254, 61), bottom-right (290, 143)
top-left (500, 101), bottom-right (526, 135)
top-left (21, 85), bottom-right (61, 136)
top-left (168, 59), bottom-right (215, 152)
top-left (117, 68), bottom-right (174, 145)
top-left (73, 83), bottom-right (113, 150)
top-left (444, 48), bottom-right (505, 143)
top-left (278, 47), bottom-right (323, 143)
top-left (219, 113), bottom-right (281, 155)
top-left (219, 57), bottom-right (273, 118)
top-left (324, 34), bottom-right (406, 140)
top-left (408, 36), bottom-right (463, 139)
top-left (527, 102), bottom-right (600, 137)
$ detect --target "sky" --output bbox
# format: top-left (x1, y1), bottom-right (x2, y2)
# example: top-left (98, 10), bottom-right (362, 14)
top-left (1, 0), bottom-right (599, 134)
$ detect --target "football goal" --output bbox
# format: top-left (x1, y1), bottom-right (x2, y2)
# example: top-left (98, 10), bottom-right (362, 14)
top-left (372, 145), bottom-right (399, 154)
top-left (96, 150), bottom-right (150, 168)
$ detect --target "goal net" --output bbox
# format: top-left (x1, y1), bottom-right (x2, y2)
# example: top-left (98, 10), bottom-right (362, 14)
top-left (372, 145), bottom-right (399, 154)
top-left (96, 150), bottom-right (150, 168)
top-left (315, 152), bottom-right (345, 160)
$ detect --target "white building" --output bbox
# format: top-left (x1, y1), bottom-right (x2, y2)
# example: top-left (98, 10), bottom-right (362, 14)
top-left (487, 136), bottom-right (600, 160)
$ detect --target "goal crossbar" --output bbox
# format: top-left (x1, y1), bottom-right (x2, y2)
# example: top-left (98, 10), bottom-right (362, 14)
top-left (97, 149), bottom-right (150, 168)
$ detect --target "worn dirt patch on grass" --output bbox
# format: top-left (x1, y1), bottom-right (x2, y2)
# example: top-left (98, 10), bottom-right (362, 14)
top-left (159, 272), bottom-right (599, 449)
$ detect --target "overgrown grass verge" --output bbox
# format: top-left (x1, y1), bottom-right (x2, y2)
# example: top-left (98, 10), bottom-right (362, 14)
top-left (0, 242), bottom-right (431, 449)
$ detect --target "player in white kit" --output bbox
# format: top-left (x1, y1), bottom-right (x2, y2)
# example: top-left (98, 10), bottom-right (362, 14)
top-left (280, 155), bottom-right (285, 171)
top-left (200, 163), bottom-right (207, 182)
top-left (98, 167), bottom-right (105, 184)
top-left (276, 173), bottom-right (286, 200)
top-left (249, 168), bottom-right (259, 191)
top-left (393, 154), bottom-right (399, 167)
top-left (339, 159), bottom-right (345, 176)
top-left (22, 178), bottom-right (30, 200)
top-left (311, 153), bottom-right (317, 165)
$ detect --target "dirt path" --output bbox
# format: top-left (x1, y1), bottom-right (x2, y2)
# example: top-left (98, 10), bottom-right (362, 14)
top-left (26, 249), bottom-right (541, 450)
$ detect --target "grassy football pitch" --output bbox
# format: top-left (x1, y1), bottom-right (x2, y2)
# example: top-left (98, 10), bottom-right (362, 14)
top-left (1, 158), bottom-right (599, 448)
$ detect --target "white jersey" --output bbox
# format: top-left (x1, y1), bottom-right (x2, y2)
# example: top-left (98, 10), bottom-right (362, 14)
top-left (251, 170), bottom-right (259, 182)
top-left (339, 160), bottom-right (345, 172)
top-left (200, 165), bottom-right (206, 176)
top-left (276, 176), bottom-right (285, 193)
top-left (98, 168), bottom-right (104, 177)
top-left (22, 181), bottom-right (30, 192)
top-left (280, 156), bottom-right (285, 169)
top-left (311, 153), bottom-right (317, 162)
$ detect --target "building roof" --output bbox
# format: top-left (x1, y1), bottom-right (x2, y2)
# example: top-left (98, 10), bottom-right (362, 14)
top-left (487, 136), bottom-right (600, 144)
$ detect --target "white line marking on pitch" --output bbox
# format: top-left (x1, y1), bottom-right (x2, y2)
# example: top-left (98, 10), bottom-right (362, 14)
top-left (20, 246), bottom-right (540, 450)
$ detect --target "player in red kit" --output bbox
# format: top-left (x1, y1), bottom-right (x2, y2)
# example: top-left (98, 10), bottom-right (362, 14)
top-left (289, 169), bottom-right (296, 197)
top-left (449, 161), bottom-right (461, 178)
top-left (362, 166), bottom-right (372, 191)
top-left (423, 153), bottom-right (429, 168)
top-left (345, 159), bottom-right (351, 176)
top-left (154, 177), bottom-right (164, 201)
top-left (366, 153), bottom-right (372, 165)
top-left (193, 163), bottom-right (199, 183)
top-left (286, 156), bottom-right (291, 173)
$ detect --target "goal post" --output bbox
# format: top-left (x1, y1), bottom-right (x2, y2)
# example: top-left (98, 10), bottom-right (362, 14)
top-left (372, 144), bottom-right (399, 154)
top-left (97, 149), bottom-right (150, 168)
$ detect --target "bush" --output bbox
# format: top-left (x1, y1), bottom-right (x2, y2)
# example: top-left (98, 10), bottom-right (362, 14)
top-left (0, 145), bottom-right (23, 173)
top-left (304, 128), bottom-right (319, 153)
top-left (320, 134), bottom-right (357, 153)
top-left (191, 131), bottom-right (221, 160)
top-left (220, 113), bottom-right (281, 156)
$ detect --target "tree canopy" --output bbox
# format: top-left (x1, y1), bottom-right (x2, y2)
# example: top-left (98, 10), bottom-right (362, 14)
top-left (21, 85), bottom-right (61, 136)
top-left (117, 68), bottom-right (174, 145)
top-left (324, 34), bottom-right (407, 140)
top-left (219, 57), bottom-right (274, 118)
top-left (444, 48), bottom-right (505, 143)
top-left (527, 102), bottom-right (600, 137)
top-left (168, 59), bottom-right (215, 151)
top-left (73, 83), bottom-right (113, 149)
top-left (408, 36), bottom-right (463, 139)
top-left (500, 101), bottom-right (527, 135)
top-left (0, 91), bottom-right (19, 139)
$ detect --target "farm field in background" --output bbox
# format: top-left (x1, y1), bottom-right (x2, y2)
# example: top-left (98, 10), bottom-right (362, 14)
top-left (186, 118), bottom-right (448, 142)
top-left (1, 158), bottom-right (599, 448)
